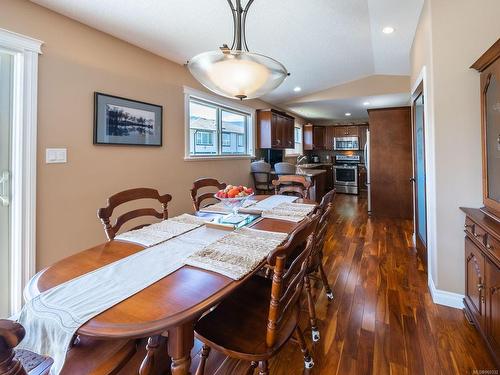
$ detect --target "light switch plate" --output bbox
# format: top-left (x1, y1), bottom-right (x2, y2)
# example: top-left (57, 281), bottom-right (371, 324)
top-left (46, 148), bottom-right (67, 164)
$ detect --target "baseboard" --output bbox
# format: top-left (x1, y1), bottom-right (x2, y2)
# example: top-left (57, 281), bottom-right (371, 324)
top-left (428, 276), bottom-right (464, 309)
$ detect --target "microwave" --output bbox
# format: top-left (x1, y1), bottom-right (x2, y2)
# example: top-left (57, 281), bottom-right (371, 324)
top-left (333, 136), bottom-right (359, 151)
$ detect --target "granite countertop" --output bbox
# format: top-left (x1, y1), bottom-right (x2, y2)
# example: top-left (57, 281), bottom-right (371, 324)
top-left (298, 163), bottom-right (334, 168)
top-left (270, 168), bottom-right (327, 177)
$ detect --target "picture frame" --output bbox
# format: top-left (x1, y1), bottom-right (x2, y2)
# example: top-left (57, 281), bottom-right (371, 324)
top-left (93, 92), bottom-right (163, 146)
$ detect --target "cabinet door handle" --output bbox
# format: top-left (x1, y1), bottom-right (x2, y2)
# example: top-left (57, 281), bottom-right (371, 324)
top-left (0, 171), bottom-right (9, 207)
top-left (478, 283), bottom-right (484, 291)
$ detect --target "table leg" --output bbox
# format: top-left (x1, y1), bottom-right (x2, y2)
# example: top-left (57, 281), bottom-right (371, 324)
top-left (167, 321), bottom-right (194, 375)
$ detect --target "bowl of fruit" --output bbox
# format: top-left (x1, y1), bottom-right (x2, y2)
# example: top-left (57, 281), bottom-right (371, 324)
top-left (214, 185), bottom-right (254, 222)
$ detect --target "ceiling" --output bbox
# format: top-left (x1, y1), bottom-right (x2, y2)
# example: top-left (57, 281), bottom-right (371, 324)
top-left (31, 0), bottom-right (423, 120)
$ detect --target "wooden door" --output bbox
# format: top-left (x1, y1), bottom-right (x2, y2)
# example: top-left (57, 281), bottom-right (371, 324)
top-left (368, 107), bottom-right (413, 218)
top-left (486, 257), bottom-right (500, 359)
top-left (325, 127), bottom-right (335, 150)
top-left (465, 237), bottom-right (486, 327)
top-left (313, 127), bottom-right (325, 150)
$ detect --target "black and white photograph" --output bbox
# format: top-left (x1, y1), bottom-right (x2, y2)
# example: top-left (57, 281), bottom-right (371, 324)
top-left (94, 92), bottom-right (163, 146)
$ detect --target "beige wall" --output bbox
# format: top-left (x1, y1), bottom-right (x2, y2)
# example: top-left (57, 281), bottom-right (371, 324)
top-left (411, 0), bottom-right (500, 294)
top-left (0, 0), bottom-right (300, 269)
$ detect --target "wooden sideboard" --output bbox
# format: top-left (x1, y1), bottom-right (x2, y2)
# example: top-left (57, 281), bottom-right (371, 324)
top-left (462, 38), bottom-right (500, 366)
top-left (461, 208), bottom-right (500, 365)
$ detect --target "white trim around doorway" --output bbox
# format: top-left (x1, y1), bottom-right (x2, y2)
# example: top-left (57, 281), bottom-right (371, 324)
top-left (0, 28), bottom-right (43, 315)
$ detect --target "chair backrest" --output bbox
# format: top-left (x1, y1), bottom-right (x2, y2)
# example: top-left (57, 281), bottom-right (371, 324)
top-left (272, 175), bottom-right (311, 199)
top-left (190, 178), bottom-right (227, 211)
top-left (265, 213), bottom-right (320, 347)
top-left (97, 188), bottom-right (172, 240)
top-left (274, 162), bottom-right (296, 176)
top-left (251, 161), bottom-right (272, 191)
top-left (311, 203), bottom-right (334, 259)
top-left (318, 188), bottom-right (336, 213)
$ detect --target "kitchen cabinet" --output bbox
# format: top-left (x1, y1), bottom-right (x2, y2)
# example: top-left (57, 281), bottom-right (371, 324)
top-left (257, 109), bottom-right (295, 149)
top-left (325, 126), bottom-right (335, 150)
top-left (303, 124), bottom-right (326, 150)
top-left (461, 208), bottom-right (500, 365)
top-left (333, 126), bottom-right (359, 137)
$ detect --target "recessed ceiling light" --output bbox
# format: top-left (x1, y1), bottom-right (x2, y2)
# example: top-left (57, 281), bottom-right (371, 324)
top-left (293, 86), bottom-right (302, 92)
top-left (345, 112), bottom-right (351, 116)
top-left (363, 101), bottom-right (370, 106)
top-left (382, 26), bottom-right (395, 34)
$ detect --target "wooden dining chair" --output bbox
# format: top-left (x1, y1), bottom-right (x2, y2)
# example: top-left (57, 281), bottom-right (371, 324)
top-left (304, 202), bottom-right (335, 342)
top-left (194, 214), bottom-right (320, 375)
top-left (190, 178), bottom-right (227, 211)
top-left (0, 319), bottom-right (137, 375)
top-left (250, 160), bottom-right (273, 194)
top-left (272, 175), bottom-right (311, 199)
top-left (97, 187), bottom-right (172, 240)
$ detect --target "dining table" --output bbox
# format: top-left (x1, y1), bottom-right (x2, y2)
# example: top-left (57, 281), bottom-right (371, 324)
top-left (24, 195), bottom-right (316, 375)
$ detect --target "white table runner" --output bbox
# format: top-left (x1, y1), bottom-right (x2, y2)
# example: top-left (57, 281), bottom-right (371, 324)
top-left (261, 202), bottom-right (316, 222)
top-left (16, 217), bottom-right (226, 375)
top-left (185, 227), bottom-right (288, 280)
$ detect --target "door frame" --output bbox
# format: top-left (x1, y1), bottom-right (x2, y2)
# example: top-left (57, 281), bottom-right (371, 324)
top-left (0, 28), bottom-right (42, 315)
top-left (411, 81), bottom-right (428, 267)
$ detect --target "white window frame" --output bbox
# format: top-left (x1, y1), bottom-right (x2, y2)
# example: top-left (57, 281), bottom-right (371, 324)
top-left (0, 28), bottom-right (43, 315)
top-left (285, 123), bottom-right (303, 157)
top-left (184, 86), bottom-right (255, 160)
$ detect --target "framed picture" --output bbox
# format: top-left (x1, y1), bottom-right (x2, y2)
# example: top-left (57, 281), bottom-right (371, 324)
top-left (94, 92), bottom-right (163, 146)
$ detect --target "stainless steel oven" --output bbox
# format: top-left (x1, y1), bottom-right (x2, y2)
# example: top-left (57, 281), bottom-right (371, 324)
top-left (333, 136), bottom-right (359, 151)
top-left (333, 154), bottom-right (360, 194)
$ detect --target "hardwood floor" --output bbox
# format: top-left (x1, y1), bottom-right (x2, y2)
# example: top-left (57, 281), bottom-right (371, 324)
top-left (191, 194), bottom-right (496, 375)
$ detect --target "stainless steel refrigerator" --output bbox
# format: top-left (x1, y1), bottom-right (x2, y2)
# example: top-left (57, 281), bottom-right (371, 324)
top-left (364, 129), bottom-right (371, 214)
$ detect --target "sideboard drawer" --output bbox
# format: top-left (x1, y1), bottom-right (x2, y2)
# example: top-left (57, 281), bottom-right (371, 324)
top-left (472, 223), bottom-right (488, 246)
top-left (486, 234), bottom-right (500, 262)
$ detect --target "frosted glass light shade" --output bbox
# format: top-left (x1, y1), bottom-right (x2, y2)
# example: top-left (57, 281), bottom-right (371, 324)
top-left (188, 50), bottom-right (288, 100)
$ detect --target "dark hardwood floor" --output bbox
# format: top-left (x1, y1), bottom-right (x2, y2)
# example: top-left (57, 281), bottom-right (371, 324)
top-left (190, 194), bottom-right (496, 375)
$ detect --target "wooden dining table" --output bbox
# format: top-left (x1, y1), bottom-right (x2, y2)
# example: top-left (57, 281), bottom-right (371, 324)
top-left (24, 196), bottom-right (315, 375)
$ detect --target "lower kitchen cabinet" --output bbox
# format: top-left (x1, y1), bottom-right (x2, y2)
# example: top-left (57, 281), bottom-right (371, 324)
top-left (461, 207), bottom-right (500, 365)
top-left (358, 165), bottom-right (367, 191)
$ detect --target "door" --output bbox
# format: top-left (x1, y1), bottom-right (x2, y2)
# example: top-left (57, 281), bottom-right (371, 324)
top-left (334, 126), bottom-right (346, 137)
top-left (412, 83), bottom-right (428, 265)
top-left (0, 51), bottom-right (13, 318)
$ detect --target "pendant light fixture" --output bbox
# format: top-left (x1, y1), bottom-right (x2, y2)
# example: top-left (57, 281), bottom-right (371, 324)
top-left (188, 0), bottom-right (289, 100)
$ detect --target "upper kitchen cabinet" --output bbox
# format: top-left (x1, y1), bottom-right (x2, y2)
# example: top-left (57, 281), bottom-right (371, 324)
top-left (257, 109), bottom-right (295, 149)
top-left (325, 126), bottom-right (335, 150)
top-left (334, 125), bottom-right (359, 137)
top-left (304, 124), bottom-right (326, 150)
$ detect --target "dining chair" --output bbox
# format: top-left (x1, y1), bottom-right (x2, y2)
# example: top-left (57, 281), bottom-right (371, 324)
top-left (194, 214), bottom-right (320, 375)
top-left (304, 202), bottom-right (335, 342)
top-left (190, 177), bottom-right (227, 211)
top-left (250, 160), bottom-right (273, 194)
top-left (272, 175), bottom-right (311, 199)
top-left (274, 162), bottom-right (296, 176)
top-left (97, 187), bottom-right (172, 241)
top-left (0, 319), bottom-right (136, 375)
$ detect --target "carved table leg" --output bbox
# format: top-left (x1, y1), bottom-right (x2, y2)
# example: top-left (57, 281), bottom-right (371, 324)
top-left (167, 322), bottom-right (195, 375)
top-left (139, 335), bottom-right (161, 375)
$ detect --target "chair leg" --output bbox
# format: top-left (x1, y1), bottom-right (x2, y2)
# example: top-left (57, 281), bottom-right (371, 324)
top-left (304, 275), bottom-right (320, 342)
top-left (294, 325), bottom-right (314, 369)
top-left (246, 361), bottom-right (258, 375)
top-left (257, 360), bottom-right (269, 375)
top-left (195, 345), bottom-right (210, 375)
top-left (318, 261), bottom-right (334, 301)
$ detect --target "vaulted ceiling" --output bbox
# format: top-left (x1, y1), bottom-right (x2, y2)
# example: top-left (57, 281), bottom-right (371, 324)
top-left (30, 0), bottom-right (423, 121)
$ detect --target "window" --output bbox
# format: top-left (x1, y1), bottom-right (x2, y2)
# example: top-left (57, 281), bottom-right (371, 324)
top-left (187, 95), bottom-right (251, 157)
top-left (286, 124), bottom-right (303, 156)
top-left (195, 131), bottom-right (213, 146)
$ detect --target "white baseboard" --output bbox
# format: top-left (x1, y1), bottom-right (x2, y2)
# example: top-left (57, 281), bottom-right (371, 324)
top-left (428, 276), bottom-right (464, 309)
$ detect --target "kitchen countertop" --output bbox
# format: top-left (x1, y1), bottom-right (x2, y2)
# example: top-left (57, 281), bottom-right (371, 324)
top-left (298, 163), bottom-right (334, 168)
top-left (270, 168), bottom-right (327, 177)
